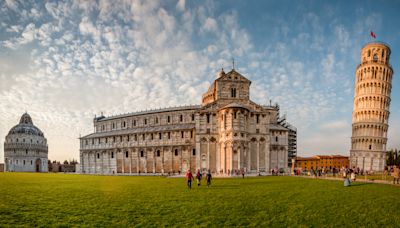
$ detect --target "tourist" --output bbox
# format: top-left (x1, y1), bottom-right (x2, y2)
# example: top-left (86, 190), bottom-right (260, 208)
top-left (350, 169), bottom-right (356, 182)
top-left (206, 170), bottom-right (212, 187)
top-left (392, 166), bottom-right (399, 184)
top-left (241, 168), bottom-right (245, 179)
top-left (196, 169), bottom-right (202, 186)
top-left (186, 170), bottom-right (194, 189)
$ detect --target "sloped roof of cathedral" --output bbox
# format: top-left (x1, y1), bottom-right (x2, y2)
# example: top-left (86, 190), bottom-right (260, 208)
top-left (81, 123), bottom-right (195, 139)
top-left (98, 105), bottom-right (201, 121)
top-left (269, 124), bottom-right (288, 131)
top-left (221, 102), bottom-right (250, 110)
top-left (217, 69), bottom-right (251, 83)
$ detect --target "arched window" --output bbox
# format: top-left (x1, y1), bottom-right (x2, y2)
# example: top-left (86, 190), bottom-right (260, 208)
top-left (159, 133), bottom-right (162, 139)
top-left (192, 114), bottom-right (195, 121)
top-left (174, 149), bottom-right (178, 156)
top-left (123, 121), bottom-right (126, 127)
top-left (167, 116), bottom-right (170, 123)
top-left (144, 119), bottom-right (147, 125)
top-left (192, 149), bottom-right (196, 156)
top-left (180, 115), bottom-right (183, 122)
top-left (368, 50), bottom-right (371, 57)
top-left (373, 54), bottom-right (378, 62)
top-left (157, 150), bottom-right (160, 157)
top-left (140, 151), bottom-right (144, 157)
top-left (181, 131), bottom-right (184, 138)
top-left (111, 152), bottom-right (114, 158)
top-left (369, 145), bottom-right (372, 150)
top-left (97, 153), bottom-right (100, 159)
top-left (125, 151), bottom-right (129, 158)
top-left (231, 88), bottom-right (237, 97)
top-left (276, 136), bottom-right (278, 142)
top-left (26, 149), bottom-right (28, 154)
top-left (155, 117), bottom-right (158, 124)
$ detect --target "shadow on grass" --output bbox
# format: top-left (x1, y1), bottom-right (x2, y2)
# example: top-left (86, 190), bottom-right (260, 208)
top-left (348, 182), bottom-right (373, 187)
top-left (208, 185), bottom-right (240, 189)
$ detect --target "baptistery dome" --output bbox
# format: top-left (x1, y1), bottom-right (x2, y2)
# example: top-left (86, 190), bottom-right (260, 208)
top-left (3, 113), bottom-right (48, 172)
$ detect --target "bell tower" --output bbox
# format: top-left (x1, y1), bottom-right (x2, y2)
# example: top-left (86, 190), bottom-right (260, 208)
top-left (350, 42), bottom-right (393, 171)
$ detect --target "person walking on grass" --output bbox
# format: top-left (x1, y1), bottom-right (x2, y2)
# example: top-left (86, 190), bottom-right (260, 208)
top-left (350, 169), bottom-right (356, 182)
top-left (206, 170), bottom-right (212, 187)
top-left (392, 165), bottom-right (399, 185)
top-left (186, 170), bottom-right (194, 189)
top-left (196, 169), bottom-right (202, 186)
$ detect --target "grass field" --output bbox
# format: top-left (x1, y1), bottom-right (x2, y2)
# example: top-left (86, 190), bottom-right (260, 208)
top-left (0, 173), bottom-right (399, 227)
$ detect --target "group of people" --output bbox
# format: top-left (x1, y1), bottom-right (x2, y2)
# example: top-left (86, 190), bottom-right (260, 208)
top-left (185, 169), bottom-right (212, 189)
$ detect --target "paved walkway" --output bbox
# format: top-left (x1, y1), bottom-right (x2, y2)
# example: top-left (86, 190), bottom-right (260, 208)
top-left (295, 175), bottom-right (400, 186)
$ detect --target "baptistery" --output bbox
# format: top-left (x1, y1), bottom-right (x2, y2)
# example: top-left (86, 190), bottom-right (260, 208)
top-left (4, 113), bottom-right (48, 172)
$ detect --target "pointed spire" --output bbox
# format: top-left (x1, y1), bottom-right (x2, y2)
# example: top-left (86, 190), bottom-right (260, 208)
top-left (232, 58), bottom-right (235, 70)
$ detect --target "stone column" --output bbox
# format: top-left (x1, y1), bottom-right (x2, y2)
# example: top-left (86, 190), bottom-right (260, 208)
top-left (223, 144), bottom-right (227, 174)
top-left (130, 149), bottom-right (132, 174)
top-left (180, 146), bottom-right (183, 173)
top-left (144, 151), bottom-right (147, 173)
top-left (101, 151), bottom-right (104, 174)
top-left (122, 151), bottom-right (125, 174)
top-left (161, 147), bottom-right (165, 174)
top-left (248, 145), bottom-right (251, 172)
top-left (207, 141), bottom-right (210, 170)
top-left (136, 149), bottom-right (139, 173)
top-left (231, 144), bottom-right (234, 173)
top-left (153, 149), bottom-right (156, 173)
top-left (216, 142), bottom-right (221, 173)
top-left (265, 145), bottom-right (270, 174)
top-left (257, 141), bottom-right (260, 172)
top-left (94, 152), bottom-right (97, 174)
top-left (238, 146), bottom-right (241, 169)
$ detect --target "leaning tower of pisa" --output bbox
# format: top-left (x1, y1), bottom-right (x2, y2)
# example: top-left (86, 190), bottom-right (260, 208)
top-left (350, 42), bottom-right (394, 171)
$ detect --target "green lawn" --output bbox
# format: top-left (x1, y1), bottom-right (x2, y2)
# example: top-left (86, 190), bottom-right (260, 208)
top-left (0, 173), bottom-right (399, 227)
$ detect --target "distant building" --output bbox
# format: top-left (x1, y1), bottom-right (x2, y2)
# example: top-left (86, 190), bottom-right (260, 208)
top-left (80, 68), bottom-right (296, 175)
top-left (48, 160), bottom-right (78, 173)
top-left (3, 113), bottom-right (48, 172)
top-left (295, 155), bottom-right (349, 170)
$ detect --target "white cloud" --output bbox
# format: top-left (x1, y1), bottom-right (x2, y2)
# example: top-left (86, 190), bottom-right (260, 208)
top-left (176, 0), bottom-right (185, 12)
top-left (202, 17), bottom-right (218, 33)
top-left (79, 16), bottom-right (99, 39)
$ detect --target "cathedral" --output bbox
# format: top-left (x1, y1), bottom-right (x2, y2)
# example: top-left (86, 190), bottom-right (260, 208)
top-left (79, 68), bottom-right (296, 175)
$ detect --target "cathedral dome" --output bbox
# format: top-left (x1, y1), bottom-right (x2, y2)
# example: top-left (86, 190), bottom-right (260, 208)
top-left (7, 113), bottom-right (44, 137)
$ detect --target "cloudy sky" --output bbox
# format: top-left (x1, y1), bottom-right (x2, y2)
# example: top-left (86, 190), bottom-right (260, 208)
top-left (0, 0), bottom-right (399, 162)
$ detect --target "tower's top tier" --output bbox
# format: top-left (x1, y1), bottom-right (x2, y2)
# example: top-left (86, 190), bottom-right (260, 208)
top-left (360, 42), bottom-right (391, 65)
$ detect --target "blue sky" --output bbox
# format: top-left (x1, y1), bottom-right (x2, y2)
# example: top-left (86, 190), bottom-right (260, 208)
top-left (0, 0), bottom-right (399, 162)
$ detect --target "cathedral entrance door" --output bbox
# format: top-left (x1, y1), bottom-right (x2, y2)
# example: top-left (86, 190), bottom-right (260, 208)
top-left (35, 158), bottom-right (42, 172)
top-left (233, 150), bottom-right (238, 171)
top-left (182, 160), bottom-right (188, 172)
